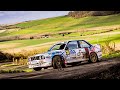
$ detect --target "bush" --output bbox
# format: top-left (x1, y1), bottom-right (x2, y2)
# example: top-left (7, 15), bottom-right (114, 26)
top-left (0, 51), bottom-right (13, 62)
top-left (30, 36), bottom-right (34, 39)
top-left (101, 40), bottom-right (115, 54)
top-left (0, 51), bottom-right (7, 60)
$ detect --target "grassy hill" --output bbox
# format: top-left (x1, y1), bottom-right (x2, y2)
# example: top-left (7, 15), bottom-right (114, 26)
top-left (1, 14), bottom-right (120, 38)
top-left (0, 14), bottom-right (120, 62)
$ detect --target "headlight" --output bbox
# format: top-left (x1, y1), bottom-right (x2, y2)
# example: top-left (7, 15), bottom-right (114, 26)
top-left (28, 57), bottom-right (31, 61)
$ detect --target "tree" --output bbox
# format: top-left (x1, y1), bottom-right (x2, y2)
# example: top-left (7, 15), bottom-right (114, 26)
top-left (68, 11), bottom-right (120, 18)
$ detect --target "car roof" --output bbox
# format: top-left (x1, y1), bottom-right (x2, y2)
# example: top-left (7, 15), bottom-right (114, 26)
top-left (67, 40), bottom-right (85, 42)
top-left (55, 40), bottom-right (86, 44)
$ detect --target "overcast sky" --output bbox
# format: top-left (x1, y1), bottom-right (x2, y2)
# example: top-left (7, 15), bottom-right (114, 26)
top-left (0, 11), bottom-right (69, 25)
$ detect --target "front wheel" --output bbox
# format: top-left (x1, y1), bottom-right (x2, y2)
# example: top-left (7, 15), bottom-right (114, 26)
top-left (52, 56), bottom-right (66, 69)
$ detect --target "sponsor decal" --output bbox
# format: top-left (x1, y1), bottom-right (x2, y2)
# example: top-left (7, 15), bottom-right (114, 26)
top-left (70, 50), bottom-right (76, 54)
top-left (77, 52), bottom-right (81, 56)
top-left (76, 49), bottom-right (82, 56)
top-left (52, 52), bottom-right (55, 55)
top-left (66, 50), bottom-right (70, 55)
top-left (69, 50), bottom-right (76, 58)
top-left (90, 46), bottom-right (95, 51)
top-left (56, 51), bottom-right (61, 53)
top-left (48, 52), bottom-right (51, 54)
top-left (46, 56), bottom-right (51, 58)
top-left (52, 51), bottom-right (62, 55)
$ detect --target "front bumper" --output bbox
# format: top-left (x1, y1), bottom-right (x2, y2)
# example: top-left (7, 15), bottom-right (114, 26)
top-left (28, 60), bottom-right (51, 68)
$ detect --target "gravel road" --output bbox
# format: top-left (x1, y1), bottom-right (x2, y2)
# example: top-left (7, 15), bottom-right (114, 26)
top-left (0, 57), bottom-right (120, 79)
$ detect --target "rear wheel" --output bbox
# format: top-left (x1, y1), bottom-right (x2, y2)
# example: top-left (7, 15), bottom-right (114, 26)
top-left (89, 52), bottom-right (98, 63)
top-left (52, 56), bottom-right (66, 69)
top-left (33, 67), bottom-right (42, 71)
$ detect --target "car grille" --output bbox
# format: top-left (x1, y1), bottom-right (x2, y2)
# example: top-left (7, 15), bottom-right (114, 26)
top-left (30, 55), bottom-right (45, 61)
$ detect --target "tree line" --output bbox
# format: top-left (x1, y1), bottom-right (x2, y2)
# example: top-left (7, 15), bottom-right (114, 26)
top-left (68, 11), bottom-right (120, 18)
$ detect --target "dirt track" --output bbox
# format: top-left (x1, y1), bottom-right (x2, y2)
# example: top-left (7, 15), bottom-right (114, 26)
top-left (0, 57), bottom-right (120, 79)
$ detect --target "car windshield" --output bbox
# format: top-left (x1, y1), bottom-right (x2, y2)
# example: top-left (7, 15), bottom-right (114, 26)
top-left (50, 43), bottom-right (66, 51)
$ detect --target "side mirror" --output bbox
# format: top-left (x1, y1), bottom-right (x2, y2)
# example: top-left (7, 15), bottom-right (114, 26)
top-left (48, 49), bottom-right (50, 52)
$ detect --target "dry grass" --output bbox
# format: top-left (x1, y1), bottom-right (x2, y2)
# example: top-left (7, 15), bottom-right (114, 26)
top-left (0, 43), bottom-right (21, 50)
top-left (0, 62), bottom-right (33, 73)
top-left (2, 41), bottom-right (58, 53)
top-left (9, 45), bottom-right (50, 65)
top-left (12, 58), bottom-right (28, 65)
top-left (101, 41), bottom-right (116, 54)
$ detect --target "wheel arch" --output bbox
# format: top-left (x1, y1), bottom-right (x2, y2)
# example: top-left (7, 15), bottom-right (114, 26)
top-left (51, 55), bottom-right (65, 66)
top-left (89, 52), bottom-right (98, 57)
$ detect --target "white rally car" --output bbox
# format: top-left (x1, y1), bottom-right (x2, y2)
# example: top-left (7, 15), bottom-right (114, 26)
top-left (28, 40), bottom-right (102, 71)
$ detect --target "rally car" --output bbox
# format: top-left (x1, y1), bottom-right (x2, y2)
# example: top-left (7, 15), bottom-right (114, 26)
top-left (28, 40), bottom-right (102, 71)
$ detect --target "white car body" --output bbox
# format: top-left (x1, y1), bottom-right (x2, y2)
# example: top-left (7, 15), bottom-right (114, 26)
top-left (28, 40), bottom-right (102, 69)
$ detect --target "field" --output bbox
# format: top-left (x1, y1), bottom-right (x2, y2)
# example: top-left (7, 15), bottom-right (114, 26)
top-left (0, 28), bottom-right (120, 53)
top-left (0, 14), bottom-right (120, 73)
top-left (1, 14), bottom-right (120, 37)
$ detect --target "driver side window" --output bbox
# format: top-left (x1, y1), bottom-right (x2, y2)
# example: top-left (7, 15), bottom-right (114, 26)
top-left (67, 41), bottom-right (78, 50)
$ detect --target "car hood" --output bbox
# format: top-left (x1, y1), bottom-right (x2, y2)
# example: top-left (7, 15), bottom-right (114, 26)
top-left (48, 50), bottom-right (65, 55)
top-left (31, 50), bottom-right (65, 57)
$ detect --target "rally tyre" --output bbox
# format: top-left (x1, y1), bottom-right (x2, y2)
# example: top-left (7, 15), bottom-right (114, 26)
top-left (89, 52), bottom-right (98, 63)
top-left (52, 56), bottom-right (65, 69)
top-left (33, 67), bottom-right (42, 71)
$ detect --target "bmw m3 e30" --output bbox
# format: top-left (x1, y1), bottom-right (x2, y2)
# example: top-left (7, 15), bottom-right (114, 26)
top-left (28, 40), bottom-right (102, 71)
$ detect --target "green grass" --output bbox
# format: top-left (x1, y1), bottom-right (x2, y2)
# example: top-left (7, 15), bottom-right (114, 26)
top-left (0, 62), bottom-right (33, 73)
top-left (0, 37), bottom-right (65, 49)
top-left (1, 14), bottom-right (120, 37)
top-left (0, 69), bottom-right (25, 73)
top-left (0, 29), bottom-right (120, 51)
top-left (89, 33), bottom-right (120, 44)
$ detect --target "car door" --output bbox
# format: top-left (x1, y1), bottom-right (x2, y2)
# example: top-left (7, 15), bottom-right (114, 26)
top-left (65, 41), bottom-right (79, 63)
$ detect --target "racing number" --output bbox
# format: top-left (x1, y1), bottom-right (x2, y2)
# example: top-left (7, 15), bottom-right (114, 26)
top-left (66, 50), bottom-right (70, 55)
top-left (70, 49), bottom-right (76, 58)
